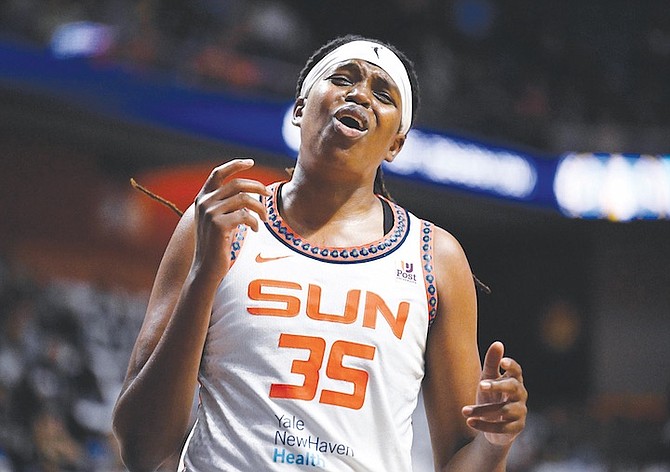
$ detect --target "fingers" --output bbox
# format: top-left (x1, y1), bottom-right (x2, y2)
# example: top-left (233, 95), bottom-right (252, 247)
top-left (201, 159), bottom-right (256, 193)
top-left (462, 383), bottom-right (528, 441)
top-left (196, 159), bottom-right (272, 231)
top-left (477, 354), bottom-right (526, 405)
top-left (464, 374), bottom-right (527, 419)
top-left (198, 187), bottom-right (269, 231)
top-left (466, 343), bottom-right (528, 443)
top-left (464, 415), bottom-right (526, 436)
top-left (462, 398), bottom-right (525, 420)
top-left (462, 399), bottom-right (526, 436)
top-left (199, 203), bottom-right (261, 233)
top-left (500, 357), bottom-right (523, 383)
top-left (481, 341), bottom-right (504, 380)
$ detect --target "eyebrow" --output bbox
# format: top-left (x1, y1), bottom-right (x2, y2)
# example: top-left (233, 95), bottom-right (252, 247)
top-left (331, 61), bottom-right (400, 97)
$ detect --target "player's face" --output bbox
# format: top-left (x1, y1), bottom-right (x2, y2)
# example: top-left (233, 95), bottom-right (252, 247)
top-left (293, 59), bottom-right (406, 170)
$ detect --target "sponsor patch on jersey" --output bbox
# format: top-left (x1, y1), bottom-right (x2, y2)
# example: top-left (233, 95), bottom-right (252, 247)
top-left (396, 260), bottom-right (417, 283)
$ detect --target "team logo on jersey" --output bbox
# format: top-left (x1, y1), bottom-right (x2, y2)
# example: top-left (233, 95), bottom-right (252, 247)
top-left (396, 261), bottom-right (417, 283)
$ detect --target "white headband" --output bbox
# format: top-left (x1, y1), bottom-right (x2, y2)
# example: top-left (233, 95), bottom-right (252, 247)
top-left (299, 40), bottom-right (413, 135)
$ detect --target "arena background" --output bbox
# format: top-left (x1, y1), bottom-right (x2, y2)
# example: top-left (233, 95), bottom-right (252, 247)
top-left (0, 1), bottom-right (669, 471)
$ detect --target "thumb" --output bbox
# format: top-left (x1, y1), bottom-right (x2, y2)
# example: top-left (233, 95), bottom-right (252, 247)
top-left (481, 341), bottom-right (505, 380)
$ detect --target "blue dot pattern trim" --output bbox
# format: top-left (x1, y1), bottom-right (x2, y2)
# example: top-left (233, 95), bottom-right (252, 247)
top-left (421, 221), bottom-right (438, 326)
top-left (264, 183), bottom-right (410, 264)
top-left (230, 224), bottom-right (248, 264)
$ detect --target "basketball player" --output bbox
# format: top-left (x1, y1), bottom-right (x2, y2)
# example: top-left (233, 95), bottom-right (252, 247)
top-left (113, 35), bottom-right (528, 471)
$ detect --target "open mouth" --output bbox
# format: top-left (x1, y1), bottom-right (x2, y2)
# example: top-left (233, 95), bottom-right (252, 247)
top-left (334, 106), bottom-right (369, 133)
top-left (338, 115), bottom-right (365, 131)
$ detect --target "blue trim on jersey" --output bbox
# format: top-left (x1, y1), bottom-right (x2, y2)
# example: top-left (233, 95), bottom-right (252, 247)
top-left (262, 183), bottom-right (411, 265)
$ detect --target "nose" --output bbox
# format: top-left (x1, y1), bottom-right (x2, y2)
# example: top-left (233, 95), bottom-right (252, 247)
top-left (345, 84), bottom-right (371, 108)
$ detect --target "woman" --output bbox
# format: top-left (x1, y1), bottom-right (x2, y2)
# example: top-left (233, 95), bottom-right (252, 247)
top-left (113, 34), bottom-right (527, 471)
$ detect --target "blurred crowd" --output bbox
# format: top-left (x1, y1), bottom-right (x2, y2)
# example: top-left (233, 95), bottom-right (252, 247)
top-left (0, 255), bottom-right (145, 471)
top-left (1, 0), bottom-right (669, 151)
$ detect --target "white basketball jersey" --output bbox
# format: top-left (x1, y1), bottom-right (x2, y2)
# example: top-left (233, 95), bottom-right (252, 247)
top-left (180, 183), bottom-right (437, 471)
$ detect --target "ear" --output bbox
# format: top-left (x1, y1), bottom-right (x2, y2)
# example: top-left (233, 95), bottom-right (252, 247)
top-left (384, 133), bottom-right (406, 163)
top-left (291, 97), bottom-right (306, 126)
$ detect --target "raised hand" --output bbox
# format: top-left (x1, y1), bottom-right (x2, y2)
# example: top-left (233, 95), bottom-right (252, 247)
top-left (192, 159), bottom-right (271, 281)
top-left (461, 341), bottom-right (528, 445)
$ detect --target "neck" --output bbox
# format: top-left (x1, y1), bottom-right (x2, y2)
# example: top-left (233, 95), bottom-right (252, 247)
top-left (279, 165), bottom-right (383, 245)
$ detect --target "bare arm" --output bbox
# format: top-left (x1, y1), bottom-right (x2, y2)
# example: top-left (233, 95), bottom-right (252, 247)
top-left (422, 227), bottom-right (527, 472)
top-left (112, 159), bottom-right (270, 471)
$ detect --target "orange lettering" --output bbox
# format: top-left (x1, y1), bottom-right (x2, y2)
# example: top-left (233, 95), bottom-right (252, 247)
top-left (248, 280), bottom-right (411, 339)
top-left (306, 284), bottom-right (360, 324)
top-left (320, 340), bottom-right (375, 410)
top-left (247, 279), bottom-right (301, 317)
top-left (269, 335), bottom-right (375, 410)
top-left (269, 334), bottom-right (325, 401)
top-left (362, 292), bottom-right (409, 339)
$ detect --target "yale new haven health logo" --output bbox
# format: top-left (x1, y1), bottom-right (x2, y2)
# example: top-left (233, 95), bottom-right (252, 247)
top-left (396, 261), bottom-right (417, 283)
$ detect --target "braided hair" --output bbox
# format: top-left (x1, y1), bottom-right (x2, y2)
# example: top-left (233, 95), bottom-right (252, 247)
top-left (295, 35), bottom-right (421, 201)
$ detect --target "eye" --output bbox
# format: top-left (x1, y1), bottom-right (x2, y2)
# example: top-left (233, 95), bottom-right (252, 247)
top-left (328, 75), bottom-right (352, 86)
top-left (374, 90), bottom-right (395, 105)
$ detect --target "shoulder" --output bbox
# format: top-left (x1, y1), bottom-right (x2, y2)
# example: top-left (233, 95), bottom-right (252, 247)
top-left (402, 210), bottom-right (475, 300)
top-left (431, 224), bottom-right (467, 263)
top-left (423, 222), bottom-right (474, 289)
top-left (419, 221), bottom-right (477, 325)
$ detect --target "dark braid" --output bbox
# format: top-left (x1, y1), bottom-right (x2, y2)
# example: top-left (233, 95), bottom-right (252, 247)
top-left (373, 167), bottom-right (393, 201)
top-left (297, 35), bottom-right (421, 203)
